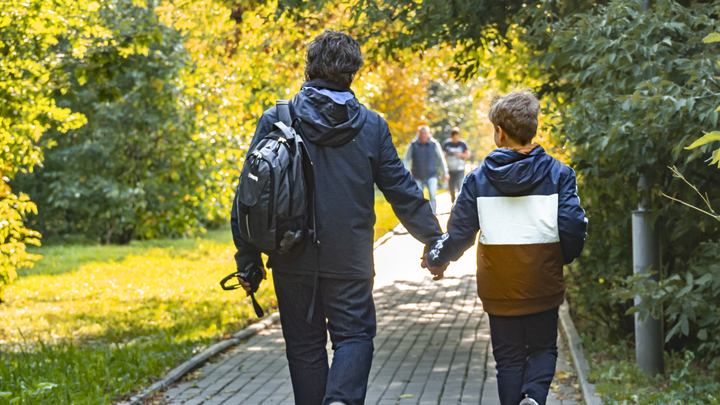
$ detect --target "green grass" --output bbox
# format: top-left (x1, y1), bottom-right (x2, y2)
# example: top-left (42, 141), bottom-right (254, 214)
top-left (0, 229), bottom-right (276, 404)
top-left (374, 191), bottom-right (400, 241)
top-left (581, 333), bottom-right (720, 404)
top-left (0, 200), bottom-right (399, 404)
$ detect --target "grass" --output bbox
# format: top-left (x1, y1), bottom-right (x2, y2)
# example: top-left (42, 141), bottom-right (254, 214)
top-left (0, 202), bottom-right (399, 404)
top-left (374, 190), bottom-right (401, 241)
top-left (581, 331), bottom-right (720, 404)
top-left (0, 230), bottom-right (277, 404)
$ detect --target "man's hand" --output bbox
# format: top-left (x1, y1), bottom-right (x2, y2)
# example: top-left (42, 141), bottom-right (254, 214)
top-left (237, 266), bottom-right (267, 296)
top-left (442, 173), bottom-right (449, 182)
top-left (421, 254), bottom-right (449, 281)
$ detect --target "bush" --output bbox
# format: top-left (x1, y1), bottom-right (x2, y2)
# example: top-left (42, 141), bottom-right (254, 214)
top-left (11, 0), bottom-right (233, 243)
top-left (527, 0), bottom-right (720, 344)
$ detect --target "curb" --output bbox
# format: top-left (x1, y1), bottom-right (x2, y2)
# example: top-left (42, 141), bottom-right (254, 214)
top-left (120, 312), bottom-right (280, 405)
top-left (122, 228), bottom-right (398, 404)
top-left (559, 301), bottom-right (602, 405)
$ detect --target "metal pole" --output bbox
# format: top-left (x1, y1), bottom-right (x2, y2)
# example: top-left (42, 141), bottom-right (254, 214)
top-left (632, 174), bottom-right (664, 375)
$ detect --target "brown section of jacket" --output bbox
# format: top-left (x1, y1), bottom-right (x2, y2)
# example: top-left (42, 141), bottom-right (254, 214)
top-left (476, 242), bottom-right (565, 316)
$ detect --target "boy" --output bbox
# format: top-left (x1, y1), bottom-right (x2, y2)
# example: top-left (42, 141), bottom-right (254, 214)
top-left (423, 90), bottom-right (587, 405)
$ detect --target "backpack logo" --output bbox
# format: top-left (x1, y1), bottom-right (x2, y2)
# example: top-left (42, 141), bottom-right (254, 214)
top-left (248, 173), bottom-right (259, 181)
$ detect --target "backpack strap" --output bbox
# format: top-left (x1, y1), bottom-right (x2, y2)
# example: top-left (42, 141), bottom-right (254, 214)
top-left (277, 100), bottom-right (292, 127)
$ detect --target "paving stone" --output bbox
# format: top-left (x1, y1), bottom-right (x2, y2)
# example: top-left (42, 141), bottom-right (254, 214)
top-left (159, 197), bottom-right (581, 405)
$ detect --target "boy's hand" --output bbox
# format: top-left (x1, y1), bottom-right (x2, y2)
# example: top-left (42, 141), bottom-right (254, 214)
top-left (421, 254), bottom-right (449, 281)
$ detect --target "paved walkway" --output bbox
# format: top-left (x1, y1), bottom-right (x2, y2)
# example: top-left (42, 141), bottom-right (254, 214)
top-left (158, 195), bottom-right (581, 405)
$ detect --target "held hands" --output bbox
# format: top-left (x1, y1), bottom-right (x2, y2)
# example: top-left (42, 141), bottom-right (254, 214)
top-left (421, 254), bottom-right (449, 281)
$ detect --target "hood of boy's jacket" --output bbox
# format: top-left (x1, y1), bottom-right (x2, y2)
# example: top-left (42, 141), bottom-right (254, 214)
top-left (293, 80), bottom-right (368, 147)
top-left (481, 146), bottom-right (556, 195)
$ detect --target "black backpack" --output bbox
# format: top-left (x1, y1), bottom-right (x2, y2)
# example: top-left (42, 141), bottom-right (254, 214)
top-left (234, 100), bottom-right (315, 254)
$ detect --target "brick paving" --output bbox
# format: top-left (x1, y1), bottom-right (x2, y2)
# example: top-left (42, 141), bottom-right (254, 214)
top-left (159, 196), bottom-right (581, 405)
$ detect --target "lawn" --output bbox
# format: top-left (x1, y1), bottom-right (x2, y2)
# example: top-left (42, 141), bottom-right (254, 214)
top-left (374, 190), bottom-right (400, 240)
top-left (0, 230), bottom-right (276, 404)
top-left (0, 202), bottom-right (400, 404)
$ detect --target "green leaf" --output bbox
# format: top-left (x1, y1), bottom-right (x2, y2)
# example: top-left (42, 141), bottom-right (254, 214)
top-left (702, 33), bottom-right (720, 43)
top-left (399, 394), bottom-right (414, 398)
top-left (0, 392), bottom-right (11, 398)
top-left (685, 132), bottom-right (720, 150)
top-left (698, 329), bottom-right (708, 341)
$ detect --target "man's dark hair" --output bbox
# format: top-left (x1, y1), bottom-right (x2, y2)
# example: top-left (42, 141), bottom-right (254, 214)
top-left (305, 30), bottom-right (364, 89)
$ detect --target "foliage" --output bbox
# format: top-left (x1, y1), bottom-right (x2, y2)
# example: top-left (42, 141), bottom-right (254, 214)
top-left (0, 229), bottom-right (276, 403)
top-left (685, 32), bottom-right (720, 169)
top-left (591, 350), bottom-right (720, 404)
top-left (0, 0), bottom-right (98, 296)
top-left (0, 193), bottom-right (40, 301)
top-left (619, 240), bottom-right (720, 367)
top-left (11, 0), bottom-right (232, 243)
top-left (520, 0), bottom-right (720, 344)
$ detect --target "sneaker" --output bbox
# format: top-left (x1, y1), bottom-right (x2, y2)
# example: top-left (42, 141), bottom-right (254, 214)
top-left (519, 398), bottom-right (539, 405)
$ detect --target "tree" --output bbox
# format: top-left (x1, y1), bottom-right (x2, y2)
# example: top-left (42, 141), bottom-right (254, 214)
top-left (0, 0), bottom-right (97, 298)
top-left (12, 0), bottom-right (227, 243)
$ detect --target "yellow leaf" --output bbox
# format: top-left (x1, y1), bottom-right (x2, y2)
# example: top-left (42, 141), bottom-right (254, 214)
top-left (703, 32), bottom-right (720, 43)
top-left (399, 394), bottom-right (414, 398)
top-left (686, 132), bottom-right (720, 150)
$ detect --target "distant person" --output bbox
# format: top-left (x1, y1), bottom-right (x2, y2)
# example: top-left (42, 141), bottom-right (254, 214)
top-left (442, 127), bottom-right (471, 203)
top-left (423, 90), bottom-right (587, 405)
top-left (232, 30), bottom-right (443, 405)
top-left (403, 125), bottom-right (449, 214)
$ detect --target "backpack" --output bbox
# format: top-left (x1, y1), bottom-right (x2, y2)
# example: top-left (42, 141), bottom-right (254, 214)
top-left (234, 100), bottom-right (315, 254)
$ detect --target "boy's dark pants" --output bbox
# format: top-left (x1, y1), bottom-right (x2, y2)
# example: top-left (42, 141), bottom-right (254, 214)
top-left (488, 306), bottom-right (559, 405)
top-left (273, 272), bottom-right (376, 405)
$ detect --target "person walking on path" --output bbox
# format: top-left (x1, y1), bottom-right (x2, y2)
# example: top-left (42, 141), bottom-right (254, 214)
top-left (231, 30), bottom-right (443, 405)
top-left (403, 125), bottom-right (449, 214)
top-left (423, 90), bottom-right (587, 405)
top-left (442, 126), bottom-right (471, 203)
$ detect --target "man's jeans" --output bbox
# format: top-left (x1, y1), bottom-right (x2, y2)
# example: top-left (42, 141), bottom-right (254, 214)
top-left (488, 307), bottom-right (559, 405)
top-left (415, 176), bottom-right (438, 214)
top-left (273, 272), bottom-right (376, 405)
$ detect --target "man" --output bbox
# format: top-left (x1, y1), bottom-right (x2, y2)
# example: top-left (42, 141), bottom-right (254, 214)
top-left (231, 30), bottom-right (443, 405)
top-left (441, 127), bottom-right (471, 203)
top-left (403, 125), bottom-right (449, 214)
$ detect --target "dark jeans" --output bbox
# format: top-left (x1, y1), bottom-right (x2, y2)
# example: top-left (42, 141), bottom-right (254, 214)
top-left (488, 307), bottom-right (559, 405)
top-left (448, 170), bottom-right (465, 203)
top-left (273, 272), bottom-right (376, 405)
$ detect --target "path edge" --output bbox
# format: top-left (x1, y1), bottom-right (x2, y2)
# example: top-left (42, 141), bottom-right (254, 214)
top-left (119, 312), bottom-right (280, 405)
top-left (559, 300), bottom-right (602, 405)
top-left (121, 228), bottom-right (397, 404)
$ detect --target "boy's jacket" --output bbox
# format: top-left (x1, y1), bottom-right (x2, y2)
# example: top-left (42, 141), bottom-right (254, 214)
top-left (427, 145), bottom-right (587, 316)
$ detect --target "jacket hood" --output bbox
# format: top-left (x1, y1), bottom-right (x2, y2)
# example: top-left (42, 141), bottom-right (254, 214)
top-left (482, 145), bottom-right (557, 195)
top-left (292, 79), bottom-right (368, 147)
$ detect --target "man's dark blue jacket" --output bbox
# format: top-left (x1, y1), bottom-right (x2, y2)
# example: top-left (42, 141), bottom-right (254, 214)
top-left (232, 79), bottom-right (443, 279)
top-left (427, 144), bottom-right (587, 316)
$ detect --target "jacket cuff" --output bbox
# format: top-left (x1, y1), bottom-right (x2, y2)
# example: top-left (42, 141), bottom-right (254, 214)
top-left (426, 233), bottom-right (449, 267)
top-left (234, 251), bottom-right (263, 273)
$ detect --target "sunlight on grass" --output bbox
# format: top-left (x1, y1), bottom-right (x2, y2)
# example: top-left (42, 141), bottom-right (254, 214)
top-left (2, 201), bottom-right (398, 403)
top-left (0, 229), bottom-right (276, 404)
top-left (374, 190), bottom-right (400, 241)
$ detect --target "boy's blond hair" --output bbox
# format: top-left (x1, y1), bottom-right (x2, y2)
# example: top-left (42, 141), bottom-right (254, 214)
top-left (488, 89), bottom-right (540, 145)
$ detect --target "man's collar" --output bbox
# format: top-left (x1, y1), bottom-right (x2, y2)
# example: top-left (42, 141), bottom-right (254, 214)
top-left (302, 78), bottom-right (354, 94)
